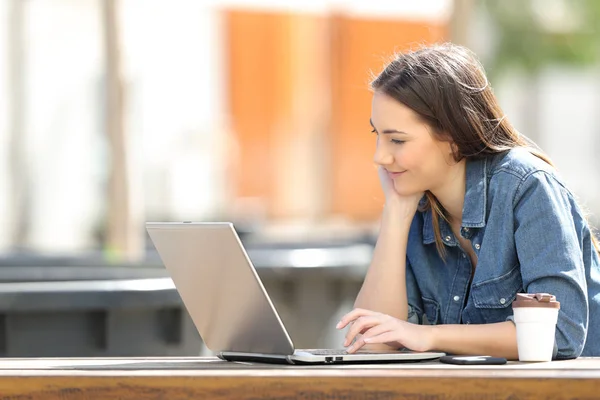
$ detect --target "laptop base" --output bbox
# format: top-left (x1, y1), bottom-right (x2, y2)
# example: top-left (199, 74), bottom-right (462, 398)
top-left (219, 350), bottom-right (445, 365)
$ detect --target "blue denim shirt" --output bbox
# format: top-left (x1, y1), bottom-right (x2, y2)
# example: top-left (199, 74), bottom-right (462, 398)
top-left (405, 147), bottom-right (600, 359)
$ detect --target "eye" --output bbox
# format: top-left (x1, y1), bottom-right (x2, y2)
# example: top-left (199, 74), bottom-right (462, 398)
top-left (391, 139), bottom-right (405, 145)
top-left (371, 128), bottom-right (377, 134)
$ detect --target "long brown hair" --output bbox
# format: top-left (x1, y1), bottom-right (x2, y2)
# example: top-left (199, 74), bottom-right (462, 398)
top-left (370, 43), bottom-right (600, 258)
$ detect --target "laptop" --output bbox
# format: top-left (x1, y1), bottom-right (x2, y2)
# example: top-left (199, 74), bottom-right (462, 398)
top-left (146, 222), bottom-right (445, 364)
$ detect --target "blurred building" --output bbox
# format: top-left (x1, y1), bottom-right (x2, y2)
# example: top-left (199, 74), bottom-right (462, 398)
top-left (0, 0), bottom-right (598, 260)
top-left (0, 0), bottom-right (450, 258)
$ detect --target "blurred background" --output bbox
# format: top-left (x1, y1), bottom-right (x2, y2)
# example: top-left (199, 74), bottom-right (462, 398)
top-left (0, 0), bottom-right (599, 357)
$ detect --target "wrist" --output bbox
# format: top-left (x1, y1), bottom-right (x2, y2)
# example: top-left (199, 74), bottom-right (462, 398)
top-left (428, 324), bottom-right (442, 351)
top-left (383, 200), bottom-right (417, 225)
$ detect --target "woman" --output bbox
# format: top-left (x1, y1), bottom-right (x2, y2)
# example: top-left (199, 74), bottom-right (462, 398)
top-left (337, 43), bottom-right (600, 359)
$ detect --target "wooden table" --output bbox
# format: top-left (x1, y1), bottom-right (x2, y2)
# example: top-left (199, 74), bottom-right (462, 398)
top-left (0, 357), bottom-right (599, 399)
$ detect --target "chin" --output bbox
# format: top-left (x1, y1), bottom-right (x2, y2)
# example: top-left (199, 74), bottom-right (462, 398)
top-left (393, 182), bottom-right (422, 197)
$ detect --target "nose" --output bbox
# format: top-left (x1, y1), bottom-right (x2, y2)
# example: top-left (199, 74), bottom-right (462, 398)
top-left (373, 141), bottom-right (394, 166)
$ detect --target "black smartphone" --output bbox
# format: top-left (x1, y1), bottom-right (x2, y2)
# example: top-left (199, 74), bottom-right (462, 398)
top-left (439, 355), bottom-right (507, 365)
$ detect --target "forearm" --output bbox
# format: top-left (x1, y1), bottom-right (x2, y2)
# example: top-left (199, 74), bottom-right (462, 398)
top-left (354, 203), bottom-right (413, 320)
top-left (431, 321), bottom-right (519, 360)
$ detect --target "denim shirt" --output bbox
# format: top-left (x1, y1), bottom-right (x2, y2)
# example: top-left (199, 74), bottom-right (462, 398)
top-left (405, 147), bottom-right (600, 359)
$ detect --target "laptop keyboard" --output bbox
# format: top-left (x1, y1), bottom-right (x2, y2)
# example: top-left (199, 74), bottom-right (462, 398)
top-left (306, 349), bottom-right (348, 355)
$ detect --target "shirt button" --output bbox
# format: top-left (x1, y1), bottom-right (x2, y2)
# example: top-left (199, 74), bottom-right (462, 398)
top-left (462, 253), bottom-right (466, 258)
top-left (463, 228), bottom-right (469, 232)
top-left (474, 243), bottom-right (481, 250)
top-left (500, 298), bottom-right (506, 305)
top-left (445, 236), bottom-right (451, 242)
top-left (453, 296), bottom-right (460, 302)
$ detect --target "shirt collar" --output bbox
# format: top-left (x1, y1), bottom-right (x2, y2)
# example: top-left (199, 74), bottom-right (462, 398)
top-left (462, 157), bottom-right (487, 227)
top-left (422, 157), bottom-right (488, 245)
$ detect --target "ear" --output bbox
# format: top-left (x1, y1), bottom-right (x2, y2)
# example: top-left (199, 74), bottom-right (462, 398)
top-left (446, 141), bottom-right (462, 163)
top-left (450, 142), bottom-right (459, 156)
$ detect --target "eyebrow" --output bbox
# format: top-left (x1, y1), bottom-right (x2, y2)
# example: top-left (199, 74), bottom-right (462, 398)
top-left (369, 119), bottom-right (409, 135)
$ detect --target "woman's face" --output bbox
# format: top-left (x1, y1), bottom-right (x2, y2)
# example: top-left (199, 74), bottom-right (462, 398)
top-left (371, 91), bottom-right (458, 196)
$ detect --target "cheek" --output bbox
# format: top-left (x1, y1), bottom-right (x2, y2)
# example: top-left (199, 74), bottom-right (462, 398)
top-left (393, 146), bottom-right (417, 168)
top-left (400, 146), bottom-right (448, 183)
top-left (417, 159), bottom-right (447, 183)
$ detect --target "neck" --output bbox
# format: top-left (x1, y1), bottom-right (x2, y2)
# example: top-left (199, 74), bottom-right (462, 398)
top-left (430, 160), bottom-right (466, 225)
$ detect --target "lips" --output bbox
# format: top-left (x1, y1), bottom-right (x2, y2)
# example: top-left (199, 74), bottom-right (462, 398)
top-left (387, 170), bottom-right (406, 177)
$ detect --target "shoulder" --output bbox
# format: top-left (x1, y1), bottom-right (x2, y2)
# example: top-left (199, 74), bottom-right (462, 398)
top-left (488, 148), bottom-right (568, 192)
top-left (488, 147), bottom-right (557, 179)
top-left (485, 148), bottom-right (576, 211)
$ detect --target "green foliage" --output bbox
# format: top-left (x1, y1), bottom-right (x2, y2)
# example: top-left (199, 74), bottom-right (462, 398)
top-left (482, 0), bottom-right (600, 76)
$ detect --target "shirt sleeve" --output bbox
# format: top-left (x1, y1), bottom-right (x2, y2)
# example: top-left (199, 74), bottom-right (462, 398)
top-left (513, 171), bottom-right (589, 359)
top-left (406, 256), bottom-right (425, 325)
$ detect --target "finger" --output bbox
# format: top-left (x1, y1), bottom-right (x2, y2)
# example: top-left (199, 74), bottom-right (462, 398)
top-left (337, 308), bottom-right (373, 329)
top-left (347, 325), bottom-right (395, 354)
top-left (361, 322), bottom-right (394, 341)
top-left (336, 308), bottom-right (377, 329)
top-left (343, 316), bottom-right (380, 347)
top-left (363, 331), bottom-right (402, 346)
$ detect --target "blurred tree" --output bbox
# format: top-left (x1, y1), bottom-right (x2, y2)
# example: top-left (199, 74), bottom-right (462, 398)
top-left (7, 0), bottom-right (29, 248)
top-left (481, 0), bottom-right (600, 142)
top-left (450, 0), bottom-right (476, 47)
top-left (102, 0), bottom-right (143, 262)
top-left (484, 0), bottom-right (600, 74)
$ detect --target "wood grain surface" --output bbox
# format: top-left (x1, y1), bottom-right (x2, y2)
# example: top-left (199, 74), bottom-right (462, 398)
top-left (0, 357), bottom-right (598, 400)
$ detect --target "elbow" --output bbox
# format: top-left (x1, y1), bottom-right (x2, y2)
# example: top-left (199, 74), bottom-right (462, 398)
top-left (555, 341), bottom-right (584, 360)
top-left (553, 300), bottom-right (588, 360)
top-left (554, 325), bottom-right (586, 360)
top-left (555, 344), bottom-right (583, 360)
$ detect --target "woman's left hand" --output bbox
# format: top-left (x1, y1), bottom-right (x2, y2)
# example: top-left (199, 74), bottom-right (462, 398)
top-left (336, 308), bottom-right (436, 353)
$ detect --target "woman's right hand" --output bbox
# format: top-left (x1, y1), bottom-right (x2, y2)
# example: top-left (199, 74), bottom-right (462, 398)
top-left (378, 166), bottom-right (423, 219)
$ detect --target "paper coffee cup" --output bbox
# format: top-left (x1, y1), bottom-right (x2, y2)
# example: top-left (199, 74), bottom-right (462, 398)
top-left (512, 293), bottom-right (560, 362)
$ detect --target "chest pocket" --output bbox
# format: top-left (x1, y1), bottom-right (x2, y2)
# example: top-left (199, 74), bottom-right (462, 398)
top-left (422, 297), bottom-right (441, 325)
top-left (470, 264), bottom-right (523, 323)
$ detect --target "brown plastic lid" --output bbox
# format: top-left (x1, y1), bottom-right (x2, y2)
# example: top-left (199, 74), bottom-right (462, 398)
top-left (512, 293), bottom-right (560, 309)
